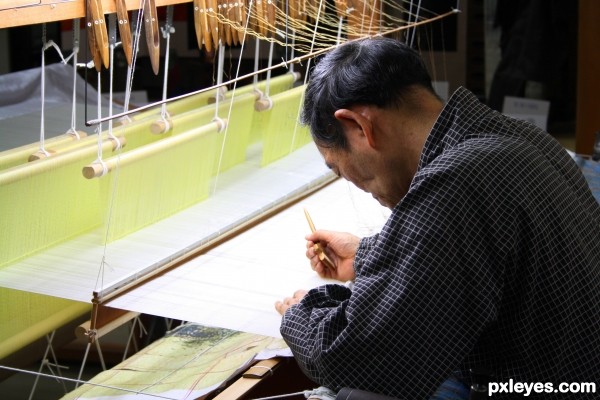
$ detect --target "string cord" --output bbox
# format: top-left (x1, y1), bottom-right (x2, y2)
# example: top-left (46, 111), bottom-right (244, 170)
top-left (39, 24), bottom-right (49, 157)
top-left (94, 5), bottom-right (145, 293)
top-left (38, 21), bottom-right (84, 153)
top-left (288, 0), bottom-right (326, 154)
top-left (38, 24), bottom-right (81, 156)
top-left (210, 0), bottom-right (256, 195)
top-left (123, 6), bottom-right (146, 116)
top-left (67, 19), bottom-right (82, 138)
top-left (159, 6), bottom-right (175, 124)
top-left (86, 9), bottom-right (459, 126)
top-left (409, 0), bottom-right (423, 47)
top-left (0, 365), bottom-right (177, 400)
top-left (107, 15), bottom-right (121, 148)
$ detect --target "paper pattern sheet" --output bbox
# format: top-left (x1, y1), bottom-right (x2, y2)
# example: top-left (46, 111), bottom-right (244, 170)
top-left (61, 324), bottom-right (290, 400)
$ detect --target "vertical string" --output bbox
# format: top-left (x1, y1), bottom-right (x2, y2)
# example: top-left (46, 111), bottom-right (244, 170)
top-left (210, 0), bottom-right (255, 195)
top-left (264, 41), bottom-right (274, 99)
top-left (122, 6), bottom-right (146, 121)
top-left (68, 19), bottom-right (82, 138)
top-left (159, 6), bottom-right (174, 125)
top-left (212, 41), bottom-right (226, 122)
top-left (289, 30), bottom-right (296, 74)
top-left (107, 15), bottom-right (119, 146)
top-left (253, 37), bottom-right (260, 89)
top-left (336, 15), bottom-right (344, 44)
top-left (95, 73), bottom-right (105, 167)
top-left (405, 0), bottom-right (415, 43)
top-left (38, 24), bottom-right (50, 157)
top-left (289, 0), bottom-right (326, 153)
top-left (360, 0), bottom-right (367, 36)
top-left (95, 0), bottom-right (146, 294)
top-left (409, 0), bottom-right (422, 47)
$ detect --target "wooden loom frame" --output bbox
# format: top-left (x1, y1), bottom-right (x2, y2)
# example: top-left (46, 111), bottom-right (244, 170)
top-left (0, 5), bottom-right (462, 396)
top-left (0, 0), bottom-right (187, 29)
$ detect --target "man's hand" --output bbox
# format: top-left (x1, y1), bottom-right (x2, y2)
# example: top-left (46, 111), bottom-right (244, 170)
top-left (306, 230), bottom-right (360, 282)
top-left (275, 289), bottom-right (308, 315)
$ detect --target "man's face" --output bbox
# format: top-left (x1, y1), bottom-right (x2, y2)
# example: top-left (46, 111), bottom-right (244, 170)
top-left (318, 141), bottom-right (407, 210)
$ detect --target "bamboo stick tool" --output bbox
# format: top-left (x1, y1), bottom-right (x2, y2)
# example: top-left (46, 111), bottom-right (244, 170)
top-left (304, 209), bottom-right (336, 270)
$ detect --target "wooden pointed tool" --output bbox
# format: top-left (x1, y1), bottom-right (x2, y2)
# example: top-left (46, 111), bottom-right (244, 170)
top-left (304, 209), bottom-right (336, 270)
top-left (334, 0), bottom-right (347, 18)
top-left (115, 0), bottom-right (133, 65)
top-left (206, 0), bottom-right (220, 52)
top-left (218, 0), bottom-right (232, 46)
top-left (143, 0), bottom-right (160, 75)
top-left (255, 0), bottom-right (266, 36)
top-left (235, 0), bottom-right (247, 45)
top-left (86, 0), bottom-right (109, 69)
top-left (193, 0), bottom-right (213, 52)
top-left (266, 0), bottom-right (276, 38)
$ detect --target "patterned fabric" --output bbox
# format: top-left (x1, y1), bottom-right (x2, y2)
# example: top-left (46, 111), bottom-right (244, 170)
top-left (280, 87), bottom-right (600, 399)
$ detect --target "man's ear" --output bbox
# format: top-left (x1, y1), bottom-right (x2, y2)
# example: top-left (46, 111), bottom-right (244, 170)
top-left (333, 108), bottom-right (376, 148)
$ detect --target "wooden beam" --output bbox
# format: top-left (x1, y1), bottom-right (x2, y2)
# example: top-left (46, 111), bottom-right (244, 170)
top-left (0, 0), bottom-right (190, 29)
top-left (212, 358), bottom-right (281, 400)
top-left (575, 0), bottom-right (600, 155)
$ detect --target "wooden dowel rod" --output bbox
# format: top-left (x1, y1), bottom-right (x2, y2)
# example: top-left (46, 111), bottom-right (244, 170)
top-left (0, 132), bottom-right (87, 170)
top-left (0, 136), bottom-right (123, 186)
top-left (28, 132), bottom-right (119, 161)
top-left (212, 358), bottom-right (281, 400)
top-left (76, 310), bottom-right (140, 341)
top-left (82, 119), bottom-right (225, 179)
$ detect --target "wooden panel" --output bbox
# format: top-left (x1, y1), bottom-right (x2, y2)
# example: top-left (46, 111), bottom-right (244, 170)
top-left (0, 0), bottom-right (40, 11)
top-left (0, 0), bottom-right (191, 29)
top-left (575, 0), bottom-right (600, 155)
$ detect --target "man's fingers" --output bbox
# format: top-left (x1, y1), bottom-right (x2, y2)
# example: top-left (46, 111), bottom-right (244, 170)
top-left (293, 289), bottom-right (308, 299)
top-left (275, 291), bottom-right (308, 315)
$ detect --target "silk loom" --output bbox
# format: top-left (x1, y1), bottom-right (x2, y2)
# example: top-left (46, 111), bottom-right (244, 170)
top-left (0, 0), bottom-right (457, 397)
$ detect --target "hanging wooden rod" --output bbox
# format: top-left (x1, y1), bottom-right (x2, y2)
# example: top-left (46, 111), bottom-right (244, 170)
top-left (0, 0), bottom-right (190, 29)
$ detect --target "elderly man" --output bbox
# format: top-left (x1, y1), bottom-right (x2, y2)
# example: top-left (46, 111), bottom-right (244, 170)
top-left (275, 37), bottom-right (600, 399)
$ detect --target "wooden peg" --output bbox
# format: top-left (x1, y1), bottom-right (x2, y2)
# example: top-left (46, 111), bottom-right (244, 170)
top-left (27, 149), bottom-right (56, 162)
top-left (288, 0), bottom-right (300, 20)
top-left (206, 0), bottom-right (220, 52)
top-left (150, 116), bottom-right (173, 134)
top-left (115, 0), bottom-right (133, 65)
top-left (228, 1), bottom-right (240, 46)
top-left (346, 0), bottom-right (381, 37)
top-left (193, 0), bottom-right (211, 52)
top-left (86, 14), bottom-right (103, 72)
top-left (143, 0), bottom-right (160, 75)
top-left (255, 0), bottom-right (265, 36)
top-left (297, 0), bottom-right (307, 23)
top-left (218, 0), bottom-right (232, 46)
top-left (334, 0), bottom-right (348, 18)
top-left (306, 0), bottom-right (318, 23)
top-left (254, 96), bottom-right (272, 111)
top-left (266, 0), bottom-right (277, 38)
top-left (86, 0), bottom-right (109, 70)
